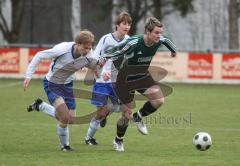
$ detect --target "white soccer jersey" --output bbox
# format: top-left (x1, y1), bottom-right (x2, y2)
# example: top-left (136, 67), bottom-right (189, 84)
top-left (93, 33), bottom-right (129, 83)
top-left (25, 42), bottom-right (95, 84)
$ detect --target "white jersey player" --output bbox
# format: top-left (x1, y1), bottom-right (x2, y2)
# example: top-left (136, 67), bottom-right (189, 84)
top-left (23, 30), bottom-right (96, 151)
top-left (85, 12), bottom-right (132, 146)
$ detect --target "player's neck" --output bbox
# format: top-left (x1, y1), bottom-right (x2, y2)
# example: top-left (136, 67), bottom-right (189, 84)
top-left (113, 31), bottom-right (125, 41)
top-left (144, 35), bottom-right (154, 47)
top-left (73, 45), bottom-right (81, 59)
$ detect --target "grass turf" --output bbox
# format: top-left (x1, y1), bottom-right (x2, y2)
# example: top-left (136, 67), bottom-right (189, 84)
top-left (0, 79), bottom-right (239, 166)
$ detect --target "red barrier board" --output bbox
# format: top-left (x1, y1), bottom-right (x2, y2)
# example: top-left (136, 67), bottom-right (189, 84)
top-left (188, 53), bottom-right (213, 79)
top-left (28, 48), bottom-right (51, 74)
top-left (222, 53), bottom-right (240, 79)
top-left (0, 48), bottom-right (20, 73)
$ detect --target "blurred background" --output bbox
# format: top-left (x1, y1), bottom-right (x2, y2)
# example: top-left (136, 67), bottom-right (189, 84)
top-left (0, 0), bottom-right (239, 51)
top-left (0, 2), bottom-right (240, 165)
top-left (0, 0), bottom-right (240, 84)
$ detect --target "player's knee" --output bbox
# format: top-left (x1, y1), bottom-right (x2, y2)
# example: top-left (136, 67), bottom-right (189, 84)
top-left (67, 114), bottom-right (75, 124)
top-left (60, 114), bottom-right (71, 124)
top-left (152, 97), bottom-right (165, 108)
top-left (96, 107), bottom-right (109, 119)
top-left (123, 111), bottom-right (132, 121)
top-left (59, 123), bottom-right (68, 128)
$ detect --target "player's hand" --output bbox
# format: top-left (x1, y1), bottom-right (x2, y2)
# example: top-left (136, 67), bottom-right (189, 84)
top-left (103, 72), bottom-right (111, 81)
top-left (94, 68), bottom-right (100, 78)
top-left (171, 52), bottom-right (177, 57)
top-left (23, 78), bottom-right (31, 91)
top-left (97, 57), bottom-right (107, 67)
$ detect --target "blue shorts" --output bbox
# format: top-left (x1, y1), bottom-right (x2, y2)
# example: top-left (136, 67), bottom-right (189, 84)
top-left (91, 82), bottom-right (119, 107)
top-left (43, 77), bottom-right (76, 110)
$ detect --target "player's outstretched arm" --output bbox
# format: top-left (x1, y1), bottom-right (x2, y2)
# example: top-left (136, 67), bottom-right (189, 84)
top-left (160, 35), bottom-right (177, 57)
top-left (23, 78), bottom-right (31, 91)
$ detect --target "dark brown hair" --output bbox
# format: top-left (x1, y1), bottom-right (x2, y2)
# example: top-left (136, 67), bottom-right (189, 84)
top-left (115, 11), bottom-right (132, 30)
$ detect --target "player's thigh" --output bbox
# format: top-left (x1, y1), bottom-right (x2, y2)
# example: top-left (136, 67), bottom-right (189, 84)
top-left (53, 97), bottom-right (69, 116)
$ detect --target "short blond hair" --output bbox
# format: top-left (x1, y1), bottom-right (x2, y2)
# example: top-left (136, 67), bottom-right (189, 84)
top-left (144, 17), bottom-right (163, 33)
top-left (75, 30), bottom-right (94, 45)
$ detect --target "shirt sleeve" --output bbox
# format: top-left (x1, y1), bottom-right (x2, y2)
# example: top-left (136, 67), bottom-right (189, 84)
top-left (86, 49), bottom-right (99, 69)
top-left (160, 35), bottom-right (177, 53)
top-left (25, 45), bottom-right (64, 79)
top-left (92, 36), bottom-right (106, 60)
top-left (102, 38), bottom-right (138, 60)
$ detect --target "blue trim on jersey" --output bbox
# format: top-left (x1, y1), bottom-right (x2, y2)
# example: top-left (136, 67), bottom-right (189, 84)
top-left (91, 82), bottom-right (118, 107)
top-left (71, 44), bottom-right (76, 59)
top-left (111, 33), bottom-right (122, 43)
top-left (85, 57), bottom-right (91, 63)
top-left (102, 36), bottom-right (107, 45)
top-left (51, 43), bottom-right (75, 72)
top-left (100, 36), bottom-right (108, 56)
top-left (51, 56), bottom-right (61, 72)
top-left (43, 77), bottom-right (76, 110)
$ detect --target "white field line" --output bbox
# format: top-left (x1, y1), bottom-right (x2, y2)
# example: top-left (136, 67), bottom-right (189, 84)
top-left (0, 81), bottom-right (22, 88)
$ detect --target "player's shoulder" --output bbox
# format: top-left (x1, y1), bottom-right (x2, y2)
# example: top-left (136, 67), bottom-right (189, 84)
top-left (125, 34), bottom-right (141, 45)
top-left (86, 49), bottom-right (94, 58)
top-left (52, 42), bottom-right (74, 53)
top-left (124, 34), bottom-right (130, 39)
top-left (53, 42), bottom-right (74, 49)
top-left (99, 33), bottom-right (112, 43)
top-left (160, 34), bottom-right (171, 41)
top-left (128, 34), bottom-right (141, 41)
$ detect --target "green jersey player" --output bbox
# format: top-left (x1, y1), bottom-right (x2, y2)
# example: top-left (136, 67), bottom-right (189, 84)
top-left (102, 17), bottom-right (177, 151)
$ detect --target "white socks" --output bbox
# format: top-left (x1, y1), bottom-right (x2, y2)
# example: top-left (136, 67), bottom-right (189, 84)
top-left (85, 118), bottom-right (101, 140)
top-left (57, 124), bottom-right (69, 146)
top-left (38, 102), bottom-right (56, 118)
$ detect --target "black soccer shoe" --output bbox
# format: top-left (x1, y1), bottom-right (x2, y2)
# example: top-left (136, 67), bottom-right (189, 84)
top-left (100, 118), bottom-right (107, 128)
top-left (85, 138), bottom-right (98, 146)
top-left (27, 98), bottom-right (43, 112)
top-left (61, 145), bottom-right (74, 151)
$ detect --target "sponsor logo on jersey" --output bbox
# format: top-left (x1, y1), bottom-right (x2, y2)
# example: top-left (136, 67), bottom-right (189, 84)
top-left (137, 56), bottom-right (152, 62)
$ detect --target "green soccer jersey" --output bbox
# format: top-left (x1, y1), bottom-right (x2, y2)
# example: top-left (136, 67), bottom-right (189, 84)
top-left (103, 34), bottom-right (176, 80)
top-left (104, 34), bottom-right (176, 67)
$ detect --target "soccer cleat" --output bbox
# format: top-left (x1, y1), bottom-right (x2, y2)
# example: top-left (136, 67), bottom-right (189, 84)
top-left (85, 138), bottom-right (98, 145)
top-left (100, 118), bottom-right (107, 128)
top-left (27, 98), bottom-right (43, 112)
top-left (135, 121), bottom-right (148, 135)
top-left (113, 139), bottom-right (124, 152)
top-left (133, 112), bottom-right (148, 135)
top-left (61, 145), bottom-right (74, 151)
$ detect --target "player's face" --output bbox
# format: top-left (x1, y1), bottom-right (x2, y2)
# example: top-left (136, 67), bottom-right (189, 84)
top-left (149, 26), bottom-right (163, 43)
top-left (76, 43), bottom-right (92, 56)
top-left (117, 21), bottom-right (131, 35)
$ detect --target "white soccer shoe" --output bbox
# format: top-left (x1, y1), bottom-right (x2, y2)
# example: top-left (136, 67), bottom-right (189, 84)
top-left (135, 121), bottom-right (148, 135)
top-left (113, 139), bottom-right (124, 152)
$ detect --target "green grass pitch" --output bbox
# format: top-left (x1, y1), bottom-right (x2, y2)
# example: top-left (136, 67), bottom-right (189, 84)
top-left (0, 79), bottom-right (240, 166)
